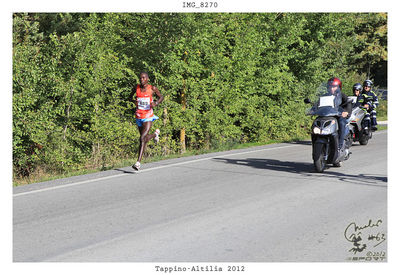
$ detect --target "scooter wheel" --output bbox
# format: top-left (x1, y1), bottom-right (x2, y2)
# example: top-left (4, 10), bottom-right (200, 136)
top-left (313, 143), bottom-right (327, 172)
top-left (359, 136), bottom-right (369, 145)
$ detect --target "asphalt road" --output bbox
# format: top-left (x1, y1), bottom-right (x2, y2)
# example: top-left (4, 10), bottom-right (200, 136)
top-left (13, 131), bottom-right (387, 262)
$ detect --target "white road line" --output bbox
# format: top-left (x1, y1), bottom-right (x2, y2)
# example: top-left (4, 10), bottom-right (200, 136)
top-left (13, 143), bottom-right (300, 197)
top-left (13, 130), bottom-right (387, 197)
top-left (13, 173), bottom-right (130, 198)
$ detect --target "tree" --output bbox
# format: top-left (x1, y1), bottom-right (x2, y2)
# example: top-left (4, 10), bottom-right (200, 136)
top-left (12, 12), bottom-right (387, 180)
top-left (351, 13), bottom-right (387, 84)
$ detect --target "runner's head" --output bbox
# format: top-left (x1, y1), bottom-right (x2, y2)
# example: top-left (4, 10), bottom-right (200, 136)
top-left (139, 72), bottom-right (149, 86)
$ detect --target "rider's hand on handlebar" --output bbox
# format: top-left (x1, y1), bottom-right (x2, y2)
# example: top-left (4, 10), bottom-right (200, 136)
top-left (341, 111), bottom-right (348, 118)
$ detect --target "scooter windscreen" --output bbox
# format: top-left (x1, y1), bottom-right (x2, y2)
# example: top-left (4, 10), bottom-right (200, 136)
top-left (306, 82), bottom-right (344, 117)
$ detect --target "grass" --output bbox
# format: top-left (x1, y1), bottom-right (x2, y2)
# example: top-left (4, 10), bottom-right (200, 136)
top-left (13, 117), bottom-right (388, 187)
top-left (377, 99), bottom-right (388, 121)
top-left (13, 167), bottom-right (102, 187)
top-left (376, 124), bottom-right (387, 131)
top-left (13, 135), bottom-right (307, 187)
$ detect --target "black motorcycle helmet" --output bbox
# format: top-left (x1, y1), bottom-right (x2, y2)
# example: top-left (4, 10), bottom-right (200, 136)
top-left (353, 83), bottom-right (362, 95)
top-left (363, 79), bottom-right (373, 88)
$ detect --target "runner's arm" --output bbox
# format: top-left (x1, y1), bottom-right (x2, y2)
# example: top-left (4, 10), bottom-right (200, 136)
top-left (151, 86), bottom-right (164, 108)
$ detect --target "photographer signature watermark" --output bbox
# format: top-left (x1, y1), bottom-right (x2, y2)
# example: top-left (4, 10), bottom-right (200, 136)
top-left (344, 218), bottom-right (386, 261)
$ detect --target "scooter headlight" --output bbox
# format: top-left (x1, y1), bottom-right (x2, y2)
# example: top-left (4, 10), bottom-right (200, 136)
top-left (321, 120), bottom-right (336, 135)
top-left (313, 119), bottom-right (336, 135)
top-left (313, 127), bottom-right (321, 134)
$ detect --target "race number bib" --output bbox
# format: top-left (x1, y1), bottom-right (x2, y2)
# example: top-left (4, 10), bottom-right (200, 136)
top-left (137, 97), bottom-right (151, 110)
top-left (319, 96), bottom-right (335, 107)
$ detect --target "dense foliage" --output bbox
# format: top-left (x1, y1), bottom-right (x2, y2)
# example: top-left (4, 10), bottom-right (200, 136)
top-left (13, 13), bottom-right (387, 179)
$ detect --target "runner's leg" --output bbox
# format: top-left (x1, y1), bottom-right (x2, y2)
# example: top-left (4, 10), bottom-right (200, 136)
top-left (137, 121), bottom-right (156, 162)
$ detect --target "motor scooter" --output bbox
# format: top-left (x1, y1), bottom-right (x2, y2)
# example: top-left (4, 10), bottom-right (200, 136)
top-left (305, 95), bottom-right (351, 172)
top-left (347, 96), bottom-right (373, 146)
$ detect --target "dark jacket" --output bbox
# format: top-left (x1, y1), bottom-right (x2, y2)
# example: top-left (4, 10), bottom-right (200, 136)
top-left (339, 92), bottom-right (352, 117)
top-left (358, 90), bottom-right (379, 110)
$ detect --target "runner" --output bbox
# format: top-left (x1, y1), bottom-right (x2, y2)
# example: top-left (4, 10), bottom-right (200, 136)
top-left (131, 72), bottom-right (164, 171)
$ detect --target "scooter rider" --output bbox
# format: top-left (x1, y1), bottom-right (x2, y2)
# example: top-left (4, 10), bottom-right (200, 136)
top-left (352, 83), bottom-right (362, 108)
top-left (327, 77), bottom-right (352, 151)
top-left (358, 79), bottom-right (379, 131)
top-left (352, 83), bottom-right (363, 100)
top-left (353, 82), bottom-right (369, 128)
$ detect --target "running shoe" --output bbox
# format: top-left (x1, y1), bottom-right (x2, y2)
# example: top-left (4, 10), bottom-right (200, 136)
top-left (154, 129), bottom-right (160, 144)
top-left (132, 161), bottom-right (141, 171)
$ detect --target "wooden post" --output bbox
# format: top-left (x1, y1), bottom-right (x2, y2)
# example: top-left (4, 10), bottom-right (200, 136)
top-left (180, 79), bottom-right (186, 153)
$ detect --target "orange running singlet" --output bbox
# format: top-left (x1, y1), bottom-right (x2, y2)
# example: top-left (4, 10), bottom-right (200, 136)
top-left (135, 84), bottom-right (154, 119)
